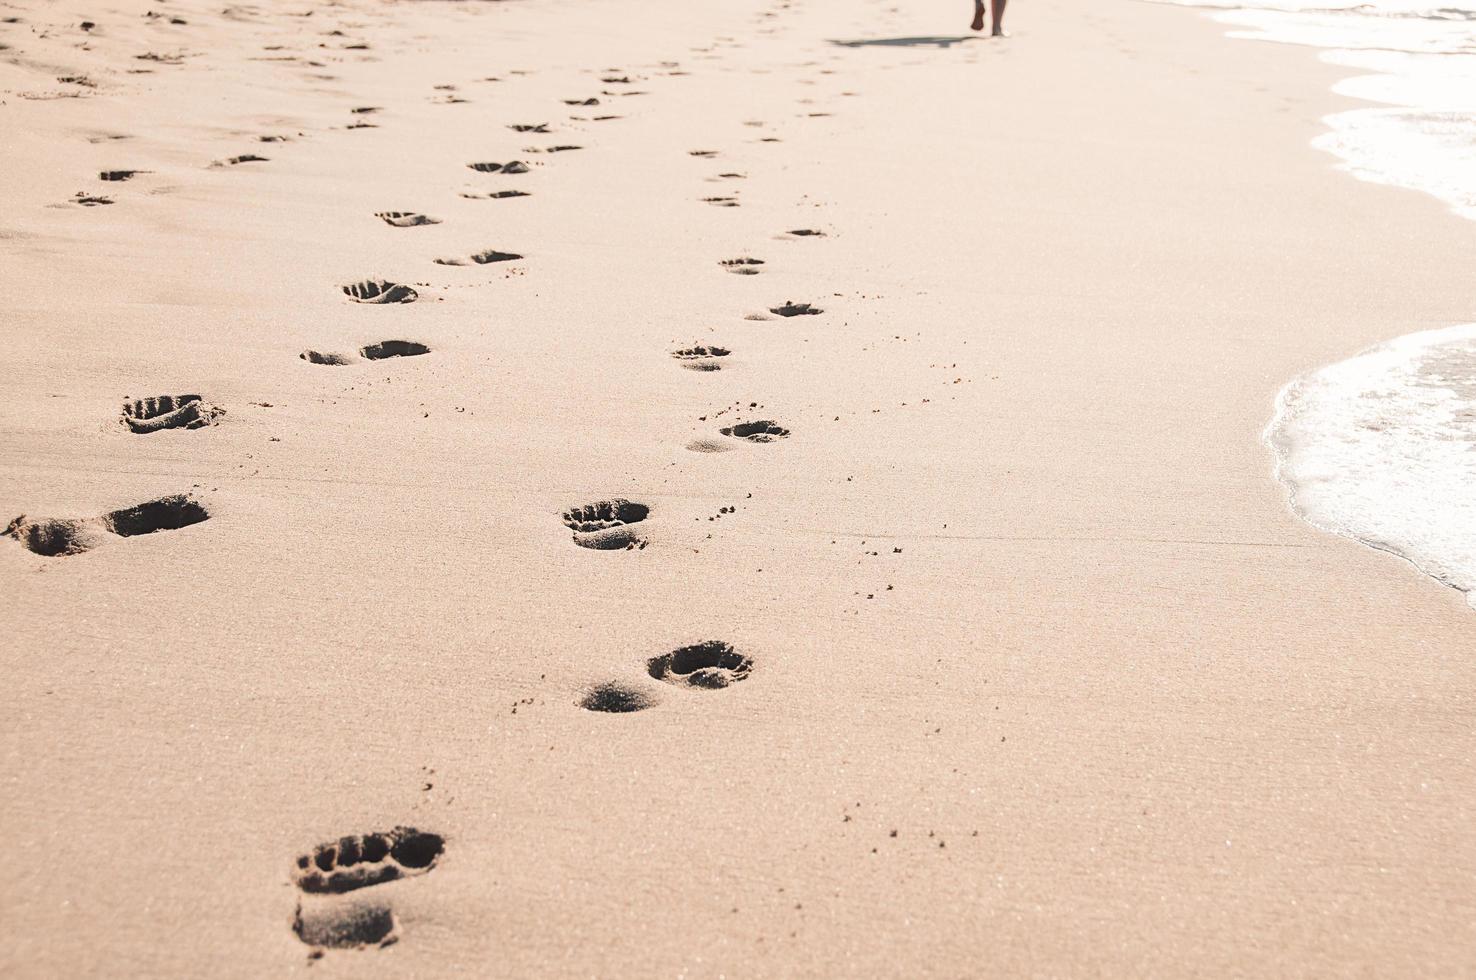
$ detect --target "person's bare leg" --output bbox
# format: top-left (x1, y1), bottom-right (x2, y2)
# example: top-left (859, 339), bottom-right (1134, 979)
top-left (971, 0), bottom-right (986, 32)
top-left (991, 0), bottom-right (1008, 36)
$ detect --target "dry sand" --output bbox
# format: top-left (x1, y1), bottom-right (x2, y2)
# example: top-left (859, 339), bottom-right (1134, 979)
top-left (3, 0), bottom-right (1475, 975)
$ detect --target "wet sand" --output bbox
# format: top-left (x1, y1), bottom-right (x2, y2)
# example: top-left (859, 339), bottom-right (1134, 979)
top-left (2, 0), bottom-right (1475, 975)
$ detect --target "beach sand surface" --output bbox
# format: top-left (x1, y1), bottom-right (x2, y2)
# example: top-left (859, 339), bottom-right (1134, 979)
top-left (2, 0), bottom-right (1474, 975)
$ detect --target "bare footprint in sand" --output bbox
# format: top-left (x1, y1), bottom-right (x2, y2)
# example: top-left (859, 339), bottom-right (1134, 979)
top-left (721, 257), bottom-right (764, 275)
top-left (301, 340), bottom-right (430, 364)
top-left (211, 154), bottom-right (268, 167)
top-left (671, 345), bottom-right (730, 371)
top-left (721, 420), bottom-right (789, 442)
top-left (61, 192), bottom-right (113, 207)
top-left (359, 340), bottom-right (430, 360)
top-left (342, 279), bottom-right (418, 304)
top-left (578, 681), bottom-right (657, 713)
top-left (7, 494), bottom-right (210, 557)
top-left (460, 190), bottom-right (530, 200)
top-left (375, 211), bottom-right (440, 227)
top-left (563, 499), bottom-right (650, 550)
top-left (293, 828), bottom-right (445, 895)
top-left (433, 249), bottom-right (521, 266)
top-left (648, 640), bottom-right (753, 689)
top-left (467, 160), bottom-right (530, 174)
top-left (769, 301), bottom-right (821, 317)
top-left (291, 828), bottom-right (444, 953)
top-left (122, 394), bottom-right (223, 433)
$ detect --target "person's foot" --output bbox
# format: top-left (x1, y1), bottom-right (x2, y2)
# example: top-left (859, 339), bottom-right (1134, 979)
top-left (971, 1), bottom-right (986, 31)
top-left (992, 26), bottom-right (1009, 37)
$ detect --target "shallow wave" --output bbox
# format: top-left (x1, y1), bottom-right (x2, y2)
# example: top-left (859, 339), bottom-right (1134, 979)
top-left (1268, 326), bottom-right (1476, 604)
top-left (1315, 108), bottom-right (1476, 216)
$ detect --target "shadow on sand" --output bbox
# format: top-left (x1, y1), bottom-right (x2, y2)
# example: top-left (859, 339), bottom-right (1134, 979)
top-left (828, 36), bottom-right (980, 49)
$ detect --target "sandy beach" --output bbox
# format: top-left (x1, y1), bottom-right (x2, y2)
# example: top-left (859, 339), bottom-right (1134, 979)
top-left (3, 0), bottom-right (1475, 975)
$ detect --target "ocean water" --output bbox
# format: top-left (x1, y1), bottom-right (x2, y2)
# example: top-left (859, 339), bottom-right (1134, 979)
top-left (1161, 0), bottom-right (1476, 602)
top-left (1268, 325), bottom-right (1476, 606)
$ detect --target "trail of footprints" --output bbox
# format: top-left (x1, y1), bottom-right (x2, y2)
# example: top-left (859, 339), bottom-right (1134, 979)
top-left (14, 8), bottom-right (854, 957)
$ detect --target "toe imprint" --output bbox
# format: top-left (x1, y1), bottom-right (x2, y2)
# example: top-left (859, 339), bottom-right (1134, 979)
top-left (720, 420), bottom-right (789, 442)
top-left (562, 499), bottom-right (649, 550)
top-left (671, 346), bottom-right (730, 372)
top-left (342, 280), bottom-right (417, 304)
top-left (648, 640), bottom-right (753, 689)
top-left (292, 827), bottom-right (445, 895)
top-left (375, 211), bottom-right (440, 227)
top-left (122, 394), bottom-right (223, 433)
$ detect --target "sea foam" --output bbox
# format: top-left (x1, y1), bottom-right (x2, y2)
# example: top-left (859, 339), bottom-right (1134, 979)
top-left (1157, 0), bottom-right (1476, 602)
top-left (1268, 325), bottom-right (1476, 605)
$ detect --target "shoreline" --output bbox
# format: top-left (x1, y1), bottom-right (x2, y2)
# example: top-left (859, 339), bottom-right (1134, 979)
top-left (3, 0), bottom-right (1476, 976)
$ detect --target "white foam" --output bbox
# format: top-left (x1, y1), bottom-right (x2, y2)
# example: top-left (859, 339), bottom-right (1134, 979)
top-left (1154, 0), bottom-right (1476, 220)
top-left (1214, 7), bottom-right (1476, 54)
top-left (1153, 0), bottom-right (1476, 602)
top-left (1315, 108), bottom-right (1476, 216)
top-left (1268, 325), bottom-right (1476, 604)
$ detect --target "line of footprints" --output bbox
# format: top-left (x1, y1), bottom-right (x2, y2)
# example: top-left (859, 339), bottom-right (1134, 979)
top-left (290, 638), bottom-right (753, 952)
top-left (9, 25), bottom-right (845, 957)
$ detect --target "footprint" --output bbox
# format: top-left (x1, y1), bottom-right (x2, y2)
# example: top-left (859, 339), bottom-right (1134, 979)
top-left (301, 350), bottom-right (355, 365)
top-left (460, 190), bottom-right (530, 200)
top-left (689, 150), bottom-right (719, 158)
top-left (684, 438), bottom-right (734, 454)
top-left (508, 122), bottom-right (549, 133)
top-left (99, 169), bottom-right (145, 181)
top-left (212, 154), bottom-right (268, 167)
top-left (647, 640), bottom-right (752, 689)
top-left (769, 301), bottom-right (821, 317)
top-left (375, 211), bottom-right (440, 227)
top-left (720, 420), bottom-right (789, 442)
top-left (578, 682), bottom-right (657, 713)
top-left (528, 145), bottom-right (580, 153)
top-left (467, 160), bottom-right (530, 174)
top-left (433, 249), bottom-right (521, 266)
top-left (292, 828), bottom-right (445, 895)
top-left (562, 97), bottom-right (599, 106)
top-left (359, 340), bottom-right (430, 360)
top-left (786, 228), bottom-right (826, 237)
top-left (121, 394), bottom-right (223, 433)
top-left (291, 828), bottom-right (444, 953)
top-left (342, 280), bottom-right (417, 304)
top-left (293, 903), bottom-right (397, 951)
top-left (70, 192), bottom-right (113, 206)
top-left (670, 345), bottom-right (730, 371)
top-left (562, 499), bottom-right (649, 550)
top-left (721, 257), bottom-right (763, 275)
top-left (350, 106), bottom-right (381, 114)
top-left (703, 196), bottom-right (739, 208)
top-left (7, 494), bottom-right (210, 557)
